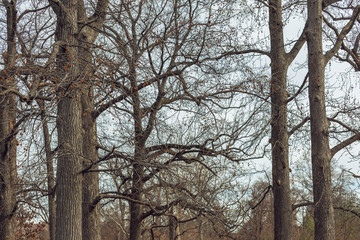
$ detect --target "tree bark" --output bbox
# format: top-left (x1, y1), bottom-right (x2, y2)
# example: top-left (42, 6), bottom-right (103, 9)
top-left (0, 1), bottom-right (17, 239)
top-left (39, 102), bottom-right (56, 240)
top-left (50, 0), bottom-right (83, 239)
top-left (129, 162), bottom-right (144, 240)
top-left (128, 46), bottom-right (145, 239)
top-left (50, 1), bottom-right (108, 239)
top-left (76, 1), bottom-right (108, 239)
top-left (306, 0), bottom-right (335, 239)
top-left (56, 95), bottom-right (83, 240)
top-left (269, 1), bottom-right (293, 239)
top-left (81, 88), bottom-right (100, 240)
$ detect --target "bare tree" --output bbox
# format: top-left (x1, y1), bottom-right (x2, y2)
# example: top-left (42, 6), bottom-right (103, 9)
top-left (306, 1), bottom-right (360, 239)
top-left (267, 1), bottom-right (305, 238)
top-left (48, 0), bottom-right (109, 239)
top-left (240, 1), bottom-right (357, 239)
top-left (87, 1), bottom-right (268, 239)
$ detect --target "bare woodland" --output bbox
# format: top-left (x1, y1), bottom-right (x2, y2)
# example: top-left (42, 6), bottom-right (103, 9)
top-left (0, 0), bottom-right (360, 240)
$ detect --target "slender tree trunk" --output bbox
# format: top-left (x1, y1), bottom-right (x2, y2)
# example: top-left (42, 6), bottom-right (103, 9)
top-left (39, 102), bottom-right (56, 240)
top-left (269, 1), bottom-right (292, 239)
top-left (306, 1), bottom-right (335, 239)
top-left (198, 219), bottom-right (203, 240)
top-left (0, 1), bottom-right (17, 239)
top-left (81, 91), bottom-right (100, 240)
top-left (128, 50), bottom-right (145, 240)
top-left (118, 200), bottom-right (127, 240)
top-left (169, 215), bottom-right (176, 240)
top-left (176, 204), bottom-right (181, 240)
top-left (51, 0), bottom-right (83, 239)
top-left (129, 162), bottom-right (144, 240)
top-left (169, 205), bottom-right (181, 240)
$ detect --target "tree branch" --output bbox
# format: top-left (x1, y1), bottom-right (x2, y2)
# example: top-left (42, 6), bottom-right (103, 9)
top-left (324, 6), bottom-right (360, 63)
top-left (331, 134), bottom-right (360, 158)
top-left (288, 117), bottom-right (310, 137)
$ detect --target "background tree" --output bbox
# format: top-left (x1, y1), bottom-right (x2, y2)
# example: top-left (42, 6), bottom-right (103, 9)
top-left (89, 1), bottom-right (269, 239)
top-left (306, 1), bottom-right (360, 239)
top-left (267, 1), bottom-right (305, 238)
top-left (1, 1), bottom-right (360, 239)
top-left (236, 180), bottom-right (274, 240)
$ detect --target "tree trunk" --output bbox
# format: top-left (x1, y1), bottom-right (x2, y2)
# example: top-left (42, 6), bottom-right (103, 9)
top-left (0, 1), bottom-right (17, 239)
top-left (169, 215), bottom-right (176, 240)
top-left (56, 96), bottom-right (83, 240)
top-left (306, 1), bottom-right (335, 240)
top-left (39, 102), bottom-right (56, 240)
top-left (269, 1), bottom-right (293, 239)
top-left (0, 92), bottom-right (17, 240)
top-left (51, 0), bottom-right (83, 239)
top-left (168, 206), bottom-right (181, 240)
top-left (76, 1), bottom-right (108, 240)
top-left (198, 219), bottom-right (203, 240)
top-left (176, 204), bottom-right (181, 240)
top-left (129, 162), bottom-right (144, 240)
top-left (81, 92), bottom-right (100, 240)
top-left (128, 50), bottom-right (145, 240)
top-left (78, 35), bottom-right (101, 240)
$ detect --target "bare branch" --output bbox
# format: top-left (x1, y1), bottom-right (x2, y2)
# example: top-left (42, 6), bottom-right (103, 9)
top-left (288, 117), bottom-right (310, 137)
top-left (324, 6), bottom-right (360, 63)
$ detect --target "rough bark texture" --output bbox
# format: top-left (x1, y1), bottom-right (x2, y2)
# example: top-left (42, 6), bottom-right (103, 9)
top-left (269, 1), bottom-right (293, 239)
top-left (306, 0), bottom-right (335, 239)
top-left (0, 1), bottom-right (17, 239)
top-left (49, 1), bottom-right (107, 239)
top-left (77, 1), bottom-right (108, 239)
top-left (56, 95), bottom-right (83, 240)
top-left (51, 0), bottom-right (83, 239)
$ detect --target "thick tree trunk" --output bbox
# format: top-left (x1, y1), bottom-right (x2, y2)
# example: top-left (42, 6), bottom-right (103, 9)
top-left (0, 84), bottom-right (17, 240)
top-left (51, 0), bottom-right (83, 239)
top-left (269, 1), bottom-right (293, 239)
top-left (306, 1), bottom-right (335, 239)
top-left (56, 95), bottom-right (83, 240)
top-left (0, 1), bottom-right (17, 239)
top-left (76, 2), bottom-right (108, 238)
top-left (0, 96), bottom-right (16, 240)
top-left (50, 1), bottom-right (107, 239)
